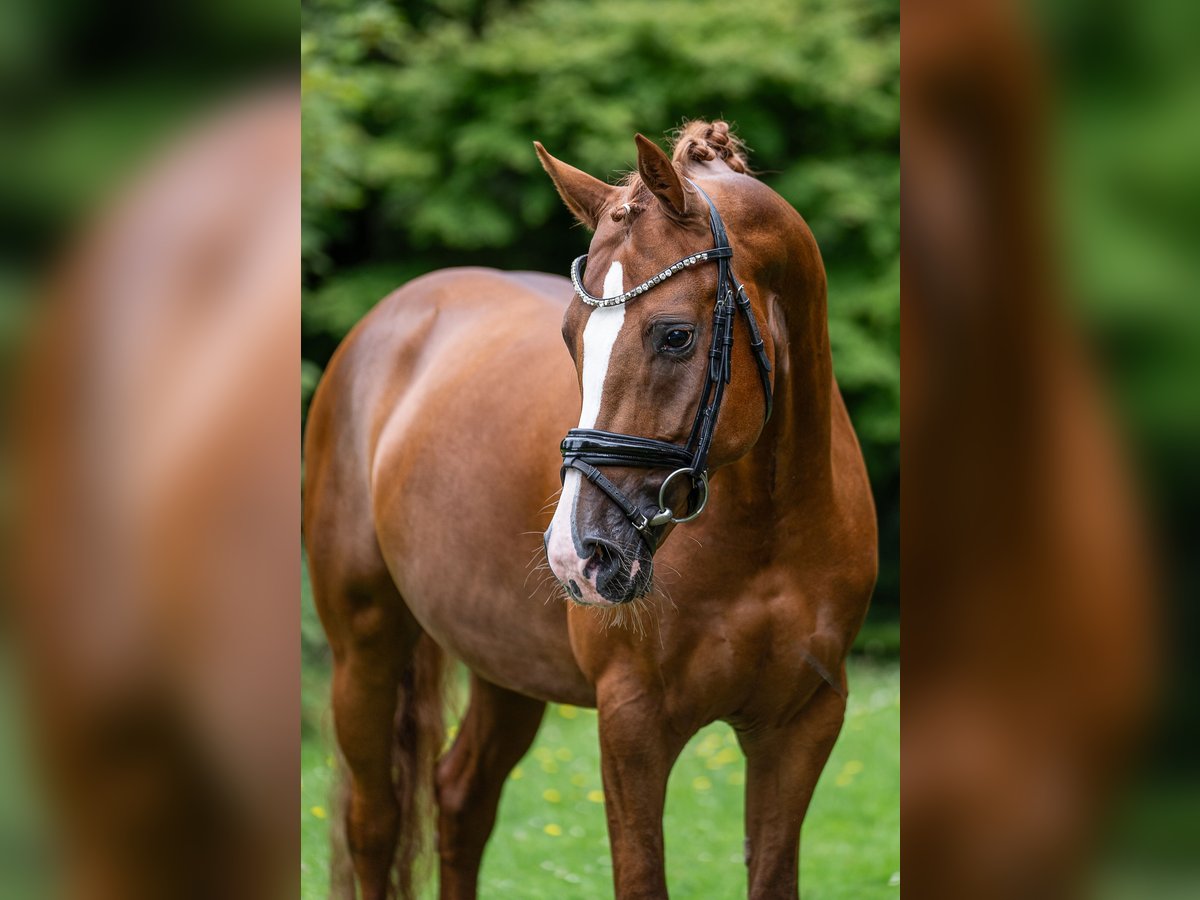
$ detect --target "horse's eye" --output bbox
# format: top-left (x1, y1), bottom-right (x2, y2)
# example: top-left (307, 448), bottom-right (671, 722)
top-left (662, 328), bottom-right (693, 351)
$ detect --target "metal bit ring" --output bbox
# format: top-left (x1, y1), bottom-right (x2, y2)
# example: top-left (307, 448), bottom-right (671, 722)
top-left (656, 467), bottom-right (709, 525)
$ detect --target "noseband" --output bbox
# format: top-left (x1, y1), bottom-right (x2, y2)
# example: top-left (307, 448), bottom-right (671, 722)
top-left (559, 180), bottom-right (774, 554)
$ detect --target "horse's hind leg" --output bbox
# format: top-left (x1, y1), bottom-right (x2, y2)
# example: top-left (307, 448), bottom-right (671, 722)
top-left (435, 675), bottom-right (545, 899)
top-left (321, 570), bottom-right (421, 900)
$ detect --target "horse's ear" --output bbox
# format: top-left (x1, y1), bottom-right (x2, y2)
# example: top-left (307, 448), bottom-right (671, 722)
top-left (534, 142), bottom-right (615, 230)
top-left (635, 133), bottom-right (688, 217)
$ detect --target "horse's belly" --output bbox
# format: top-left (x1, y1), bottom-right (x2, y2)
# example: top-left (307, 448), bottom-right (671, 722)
top-left (370, 282), bottom-right (595, 707)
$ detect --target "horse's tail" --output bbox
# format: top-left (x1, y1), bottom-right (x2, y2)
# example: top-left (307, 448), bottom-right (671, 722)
top-left (330, 751), bottom-right (355, 899)
top-left (329, 633), bottom-right (448, 900)
top-left (393, 634), bottom-right (449, 899)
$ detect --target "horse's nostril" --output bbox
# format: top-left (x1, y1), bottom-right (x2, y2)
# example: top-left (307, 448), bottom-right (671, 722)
top-left (574, 535), bottom-right (645, 603)
top-left (582, 538), bottom-right (620, 575)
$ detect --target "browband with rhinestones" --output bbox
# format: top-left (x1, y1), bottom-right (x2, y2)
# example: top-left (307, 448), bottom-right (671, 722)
top-left (569, 246), bottom-right (733, 308)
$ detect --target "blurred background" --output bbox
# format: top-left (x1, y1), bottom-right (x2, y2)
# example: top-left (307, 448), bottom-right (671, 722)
top-left (0, 2), bottom-right (295, 898)
top-left (1043, 0), bottom-right (1200, 891)
top-left (300, 0), bottom-right (900, 896)
top-left (903, 0), bottom-right (1200, 897)
top-left (1043, 0), bottom-right (1200, 791)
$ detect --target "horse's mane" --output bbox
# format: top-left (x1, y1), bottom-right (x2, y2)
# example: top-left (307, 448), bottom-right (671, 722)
top-left (669, 119), bottom-right (752, 175)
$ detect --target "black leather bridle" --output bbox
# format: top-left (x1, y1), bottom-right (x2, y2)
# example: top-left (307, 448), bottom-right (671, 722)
top-left (559, 180), bottom-right (774, 553)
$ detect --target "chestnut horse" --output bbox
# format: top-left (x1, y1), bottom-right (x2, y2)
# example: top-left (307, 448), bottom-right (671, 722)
top-left (303, 121), bottom-right (877, 899)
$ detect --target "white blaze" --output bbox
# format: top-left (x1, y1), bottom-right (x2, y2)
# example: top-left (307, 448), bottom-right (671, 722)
top-left (576, 263), bottom-right (627, 429)
top-left (547, 261), bottom-right (626, 590)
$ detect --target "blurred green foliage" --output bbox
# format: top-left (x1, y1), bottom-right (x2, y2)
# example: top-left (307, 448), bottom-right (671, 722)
top-left (301, 0), bottom-right (901, 609)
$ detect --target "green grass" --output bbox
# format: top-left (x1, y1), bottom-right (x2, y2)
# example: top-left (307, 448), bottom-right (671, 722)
top-left (301, 658), bottom-right (899, 898)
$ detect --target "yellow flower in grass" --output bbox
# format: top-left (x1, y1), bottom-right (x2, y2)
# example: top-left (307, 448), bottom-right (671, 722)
top-left (510, 766), bottom-right (524, 781)
top-left (587, 790), bottom-right (605, 803)
top-left (310, 806), bottom-right (327, 819)
top-left (542, 788), bottom-right (562, 803)
top-left (706, 747), bottom-right (740, 770)
top-left (834, 759), bottom-right (864, 787)
top-left (695, 734), bottom-right (722, 758)
top-left (558, 705), bottom-right (579, 719)
top-left (692, 776), bottom-right (712, 792)
top-left (570, 772), bottom-right (588, 787)
top-left (544, 823), bottom-right (562, 837)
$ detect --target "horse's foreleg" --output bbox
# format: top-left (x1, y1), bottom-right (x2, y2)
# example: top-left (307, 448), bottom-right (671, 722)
top-left (596, 680), bottom-right (693, 899)
top-left (737, 680), bottom-right (847, 900)
top-left (435, 675), bottom-right (545, 900)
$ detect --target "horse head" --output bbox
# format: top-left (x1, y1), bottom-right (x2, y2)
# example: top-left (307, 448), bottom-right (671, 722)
top-left (537, 125), bottom-right (782, 606)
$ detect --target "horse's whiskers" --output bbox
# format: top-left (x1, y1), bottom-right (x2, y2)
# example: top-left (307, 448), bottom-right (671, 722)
top-left (653, 561), bottom-right (683, 586)
top-left (536, 488), bottom-right (563, 515)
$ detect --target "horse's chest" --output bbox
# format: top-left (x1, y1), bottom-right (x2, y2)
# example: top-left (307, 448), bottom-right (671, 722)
top-left (661, 596), bottom-right (829, 726)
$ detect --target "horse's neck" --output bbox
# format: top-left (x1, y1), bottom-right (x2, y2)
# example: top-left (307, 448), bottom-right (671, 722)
top-left (774, 352), bottom-right (832, 477)
top-left (686, 169), bottom-right (837, 515)
top-left (761, 254), bottom-right (834, 482)
top-left (708, 264), bottom-right (836, 554)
